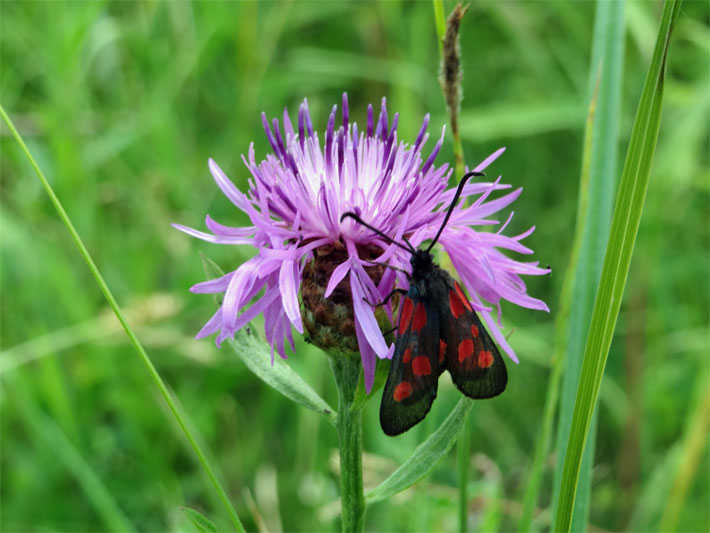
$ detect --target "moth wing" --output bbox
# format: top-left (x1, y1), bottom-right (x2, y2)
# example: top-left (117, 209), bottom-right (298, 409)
top-left (380, 292), bottom-right (441, 436)
top-left (440, 280), bottom-right (507, 398)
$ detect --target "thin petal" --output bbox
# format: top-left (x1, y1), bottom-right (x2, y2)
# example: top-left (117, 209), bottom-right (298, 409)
top-left (354, 315), bottom-right (377, 393)
top-left (472, 147), bottom-right (506, 173)
top-left (350, 262), bottom-right (389, 357)
top-left (171, 224), bottom-right (252, 245)
top-left (208, 158), bottom-right (251, 212)
top-left (279, 260), bottom-right (303, 333)
top-left (195, 306), bottom-right (223, 339)
top-left (190, 271), bottom-right (233, 294)
top-left (325, 259), bottom-right (351, 298)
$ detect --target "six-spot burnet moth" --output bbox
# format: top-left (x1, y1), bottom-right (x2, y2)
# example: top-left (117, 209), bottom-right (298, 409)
top-left (342, 171), bottom-right (507, 436)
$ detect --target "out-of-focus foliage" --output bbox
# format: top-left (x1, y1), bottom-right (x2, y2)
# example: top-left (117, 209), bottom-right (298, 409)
top-left (1, 2), bottom-right (707, 531)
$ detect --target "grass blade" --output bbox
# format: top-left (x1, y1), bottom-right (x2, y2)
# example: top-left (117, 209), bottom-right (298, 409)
top-left (180, 507), bottom-right (219, 533)
top-left (0, 105), bottom-right (246, 533)
top-left (550, 1), bottom-right (626, 530)
top-left (554, 1), bottom-right (682, 531)
top-left (518, 63), bottom-right (603, 533)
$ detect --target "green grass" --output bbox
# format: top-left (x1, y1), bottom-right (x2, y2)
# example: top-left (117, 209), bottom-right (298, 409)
top-left (1, 2), bottom-right (708, 531)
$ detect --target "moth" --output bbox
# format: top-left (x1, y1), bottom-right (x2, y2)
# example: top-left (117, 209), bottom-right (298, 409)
top-left (342, 171), bottom-right (507, 436)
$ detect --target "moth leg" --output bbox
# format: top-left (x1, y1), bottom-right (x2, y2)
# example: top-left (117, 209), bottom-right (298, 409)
top-left (363, 259), bottom-right (411, 278)
top-left (362, 287), bottom-right (408, 308)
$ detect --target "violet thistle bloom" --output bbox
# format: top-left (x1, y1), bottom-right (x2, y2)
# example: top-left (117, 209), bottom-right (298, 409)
top-left (174, 94), bottom-right (549, 392)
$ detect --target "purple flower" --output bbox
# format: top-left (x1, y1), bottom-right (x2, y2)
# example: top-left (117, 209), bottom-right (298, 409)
top-left (174, 94), bottom-right (549, 391)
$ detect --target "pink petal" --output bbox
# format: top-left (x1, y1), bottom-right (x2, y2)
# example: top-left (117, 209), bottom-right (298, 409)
top-left (209, 158), bottom-right (251, 212)
top-left (190, 271), bottom-right (233, 294)
top-left (279, 260), bottom-right (303, 333)
top-left (472, 147), bottom-right (506, 173)
top-left (354, 315), bottom-right (377, 392)
top-left (171, 224), bottom-right (253, 245)
top-left (325, 259), bottom-right (351, 298)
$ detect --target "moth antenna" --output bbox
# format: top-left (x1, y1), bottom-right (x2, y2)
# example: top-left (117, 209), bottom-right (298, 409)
top-left (426, 170), bottom-right (485, 253)
top-left (341, 212), bottom-right (415, 254)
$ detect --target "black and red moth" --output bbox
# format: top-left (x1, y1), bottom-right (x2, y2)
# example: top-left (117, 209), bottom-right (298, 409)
top-left (342, 171), bottom-right (507, 436)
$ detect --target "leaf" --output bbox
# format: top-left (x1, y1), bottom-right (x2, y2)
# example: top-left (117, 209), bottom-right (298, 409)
top-left (365, 397), bottom-right (474, 504)
top-left (200, 252), bottom-right (226, 306)
top-left (227, 329), bottom-right (337, 425)
top-left (200, 252), bottom-right (337, 425)
top-left (351, 356), bottom-right (390, 411)
top-left (180, 506), bottom-right (218, 532)
top-left (546, 1), bottom-right (627, 531)
top-left (554, 2), bottom-right (682, 531)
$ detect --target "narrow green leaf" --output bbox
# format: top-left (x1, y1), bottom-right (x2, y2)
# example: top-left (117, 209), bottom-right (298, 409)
top-left (227, 329), bottom-right (337, 426)
top-left (0, 105), bottom-right (245, 533)
top-left (555, 2), bottom-right (682, 531)
top-left (519, 68), bottom-right (603, 533)
top-left (432, 0), bottom-right (446, 55)
top-left (351, 356), bottom-right (389, 411)
top-left (200, 251), bottom-right (226, 284)
top-left (180, 506), bottom-right (218, 533)
top-left (365, 398), bottom-right (474, 504)
top-left (200, 252), bottom-right (226, 307)
top-left (549, 1), bottom-right (626, 530)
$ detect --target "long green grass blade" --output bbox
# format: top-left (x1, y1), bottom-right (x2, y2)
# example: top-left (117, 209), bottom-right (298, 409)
top-left (518, 66), bottom-right (602, 533)
top-left (0, 105), bottom-right (246, 533)
top-left (554, 2), bottom-right (682, 531)
top-left (550, 1), bottom-right (626, 530)
top-left (432, 0), bottom-right (446, 55)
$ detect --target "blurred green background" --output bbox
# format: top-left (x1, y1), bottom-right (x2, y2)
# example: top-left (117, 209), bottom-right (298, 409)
top-left (1, 1), bottom-right (708, 531)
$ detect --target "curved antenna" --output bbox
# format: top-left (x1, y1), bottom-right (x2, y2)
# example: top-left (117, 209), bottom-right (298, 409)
top-left (340, 212), bottom-right (416, 254)
top-left (426, 170), bottom-right (485, 253)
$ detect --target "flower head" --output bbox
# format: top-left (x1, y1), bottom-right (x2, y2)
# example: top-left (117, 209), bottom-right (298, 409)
top-left (174, 94), bottom-right (549, 391)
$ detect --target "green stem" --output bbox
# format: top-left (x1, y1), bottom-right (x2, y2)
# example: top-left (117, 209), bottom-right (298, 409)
top-left (330, 356), bottom-right (366, 533)
top-left (0, 105), bottom-right (245, 533)
top-left (457, 425), bottom-right (470, 532)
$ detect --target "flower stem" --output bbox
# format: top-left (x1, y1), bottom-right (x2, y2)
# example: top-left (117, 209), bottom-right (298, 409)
top-left (330, 356), bottom-right (366, 533)
top-left (457, 425), bottom-right (470, 532)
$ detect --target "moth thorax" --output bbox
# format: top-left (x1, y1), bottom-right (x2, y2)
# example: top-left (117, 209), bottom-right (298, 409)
top-left (410, 250), bottom-right (435, 277)
top-left (300, 240), bottom-right (386, 354)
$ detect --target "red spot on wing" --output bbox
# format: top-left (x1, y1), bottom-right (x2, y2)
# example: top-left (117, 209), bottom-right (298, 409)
top-left (439, 339), bottom-right (447, 364)
top-left (471, 324), bottom-right (479, 337)
top-left (402, 348), bottom-right (412, 364)
top-left (458, 339), bottom-right (475, 363)
top-left (393, 382), bottom-right (412, 402)
top-left (478, 350), bottom-right (494, 368)
top-left (454, 282), bottom-right (473, 312)
top-left (398, 298), bottom-right (414, 335)
top-left (449, 291), bottom-right (465, 319)
top-left (411, 302), bottom-right (427, 333)
top-left (412, 356), bottom-right (432, 376)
